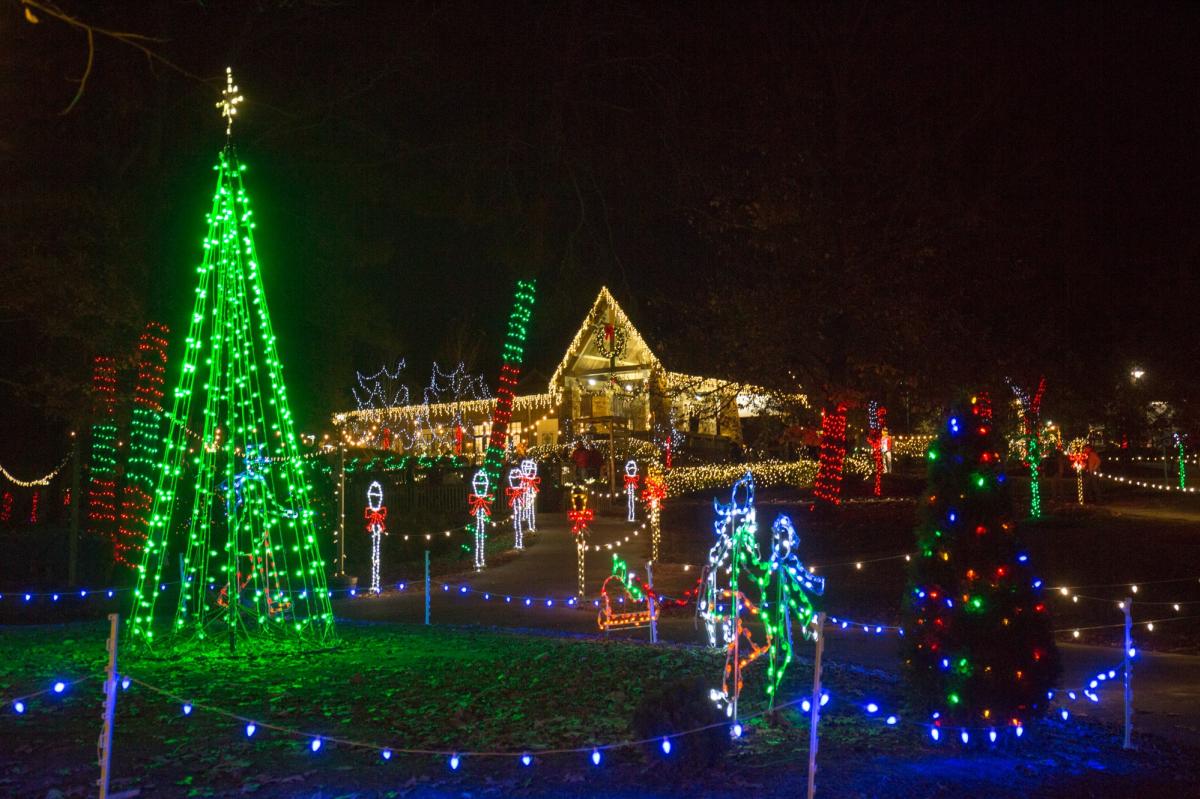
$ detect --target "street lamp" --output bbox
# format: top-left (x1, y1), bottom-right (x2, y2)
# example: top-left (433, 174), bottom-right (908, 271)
top-left (1130, 367), bottom-right (1145, 382)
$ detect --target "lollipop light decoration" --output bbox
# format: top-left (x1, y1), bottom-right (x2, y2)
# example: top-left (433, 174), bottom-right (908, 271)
top-left (364, 481), bottom-right (387, 594)
top-left (506, 468), bottom-right (526, 550)
top-left (468, 471), bottom-right (492, 570)
top-left (520, 459), bottom-right (540, 532)
top-left (624, 460), bottom-right (640, 522)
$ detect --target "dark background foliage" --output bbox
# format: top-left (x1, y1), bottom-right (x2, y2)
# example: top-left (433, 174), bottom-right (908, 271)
top-left (3, 1), bottom-right (1198, 465)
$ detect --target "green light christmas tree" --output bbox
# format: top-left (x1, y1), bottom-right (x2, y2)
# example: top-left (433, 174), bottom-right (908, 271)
top-left (128, 69), bottom-right (335, 653)
top-left (901, 394), bottom-right (1058, 736)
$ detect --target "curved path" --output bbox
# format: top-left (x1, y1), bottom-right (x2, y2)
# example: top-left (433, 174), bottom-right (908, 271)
top-left (337, 508), bottom-right (1200, 746)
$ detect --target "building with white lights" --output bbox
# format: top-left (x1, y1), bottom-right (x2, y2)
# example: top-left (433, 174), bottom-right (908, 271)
top-left (332, 287), bottom-right (791, 461)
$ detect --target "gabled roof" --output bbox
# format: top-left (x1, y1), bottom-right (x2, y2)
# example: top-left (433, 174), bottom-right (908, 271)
top-left (548, 286), bottom-right (663, 392)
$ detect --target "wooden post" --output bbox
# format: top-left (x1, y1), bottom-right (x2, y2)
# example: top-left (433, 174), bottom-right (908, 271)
top-left (68, 442), bottom-right (82, 587)
top-left (1123, 597), bottom-right (1134, 749)
top-left (97, 613), bottom-right (119, 799)
top-left (336, 446), bottom-right (347, 576)
top-left (424, 550), bottom-right (431, 625)
top-left (646, 561), bottom-right (658, 644)
top-left (807, 612), bottom-right (827, 799)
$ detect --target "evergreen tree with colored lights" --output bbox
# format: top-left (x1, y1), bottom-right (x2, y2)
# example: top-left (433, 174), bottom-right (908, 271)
top-left (127, 69), bottom-right (335, 653)
top-left (901, 394), bottom-right (1059, 736)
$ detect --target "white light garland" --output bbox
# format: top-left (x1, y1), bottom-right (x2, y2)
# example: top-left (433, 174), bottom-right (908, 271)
top-left (0, 452), bottom-right (73, 488)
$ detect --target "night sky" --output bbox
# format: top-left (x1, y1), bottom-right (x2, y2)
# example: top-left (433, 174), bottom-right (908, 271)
top-left (3, 1), bottom-right (1199, 465)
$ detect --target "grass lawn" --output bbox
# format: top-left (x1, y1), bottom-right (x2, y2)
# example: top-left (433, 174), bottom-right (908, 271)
top-left (2, 621), bottom-right (1196, 798)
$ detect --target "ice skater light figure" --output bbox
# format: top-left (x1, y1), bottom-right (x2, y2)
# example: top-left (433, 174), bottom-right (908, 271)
top-left (506, 467), bottom-right (526, 549)
top-left (468, 470), bottom-right (492, 570)
top-left (762, 515), bottom-right (824, 702)
top-left (364, 481), bottom-right (387, 594)
top-left (699, 473), bottom-right (825, 720)
top-left (623, 460), bottom-right (640, 522)
top-left (520, 459), bottom-right (539, 532)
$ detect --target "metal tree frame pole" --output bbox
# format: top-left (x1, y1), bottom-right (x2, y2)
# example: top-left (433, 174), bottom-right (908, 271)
top-left (68, 442), bottom-right (81, 587)
top-left (646, 561), bottom-right (658, 644)
top-left (807, 612), bottom-right (827, 799)
top-left (97, 613), bottom-right (119, 799)
top-left (337, 445), bottom-right (347, 576)
top-left (1123, 597), bottom-right (1134, 749)
top-left (424, 550), bottom-right (431, 625)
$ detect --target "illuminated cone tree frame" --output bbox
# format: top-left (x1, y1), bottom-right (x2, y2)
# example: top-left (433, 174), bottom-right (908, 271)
top-left (901, 395), bottom-right (1059, 736)
top-left (129, 86), bottom-right (334, 651)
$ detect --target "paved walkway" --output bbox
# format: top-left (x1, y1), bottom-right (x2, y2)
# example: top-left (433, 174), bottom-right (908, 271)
top-left (337, 509), bottom-right (1200, 745)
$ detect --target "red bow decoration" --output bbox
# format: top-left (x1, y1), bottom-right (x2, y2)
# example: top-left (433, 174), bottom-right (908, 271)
top-left (624, 474), bottom-right (640, 489)
top-left (364, 506), bottom-right (388, 531)
top-left (642, 478), bottom-right (666, 505)
top-left (520, 475), bottom-right (540, 491)
top-left (506, 486), bottom-right (526, 508)
top-left (604, 323), bottom-right (614, 343)
top-left (468, 493), bottom-right (492, 518)
top-left (567, 508), bottom-right (594, 536)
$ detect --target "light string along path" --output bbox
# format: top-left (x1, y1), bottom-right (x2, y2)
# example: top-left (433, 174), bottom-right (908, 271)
top-left (2, 618), bottom-right (1138, 768)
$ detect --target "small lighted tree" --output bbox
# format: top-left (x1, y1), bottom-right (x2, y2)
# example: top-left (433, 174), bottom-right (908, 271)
top-left (811, 403), bottom-right (848, 507)
top-left (1008, 377), bottom-right (1046, 518)
top-left (901, 395), bottom-right (1059, 739)
top-left (867, 401), bottom-right (887, 497)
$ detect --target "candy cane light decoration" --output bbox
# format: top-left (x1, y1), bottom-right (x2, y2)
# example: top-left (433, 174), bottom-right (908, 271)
top-left (642, 466), bottom-right (666, 561)
top-left (568, 488), bottom-right (594, 597)
top-left (506, 467), bottom-right (526, 550)
top-left (1067, 438), bottom-right (1088, 505)
top-left (624, 460), bottom-right (639, 522)
top-left (364, 481), bottom-right (387, 594)
top-left (468, 470), bottom-right (492, 570)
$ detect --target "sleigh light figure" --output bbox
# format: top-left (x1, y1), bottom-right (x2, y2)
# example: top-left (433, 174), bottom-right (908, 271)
top-left (597, 554), bottom-right (660, 632)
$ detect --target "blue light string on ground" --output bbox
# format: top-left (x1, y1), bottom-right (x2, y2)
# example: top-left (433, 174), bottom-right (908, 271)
top-left (4, 656), bottom-right (1137, 771)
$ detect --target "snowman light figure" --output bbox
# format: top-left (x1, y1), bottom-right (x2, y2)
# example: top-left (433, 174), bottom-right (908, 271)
top-left (468, 470), bottom-right (492, 571)
top-left (364, 481), bottom-right (387, 594)
top-left (520, 459), bottom-right (540, 532)
top-left (624, 460), bottom-right (640, 522)
top-left (507, 467), bottom-right (526, 549)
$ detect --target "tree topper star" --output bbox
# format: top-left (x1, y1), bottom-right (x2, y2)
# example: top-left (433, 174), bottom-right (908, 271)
top-left (217, 66), bottom-right (243, 137)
